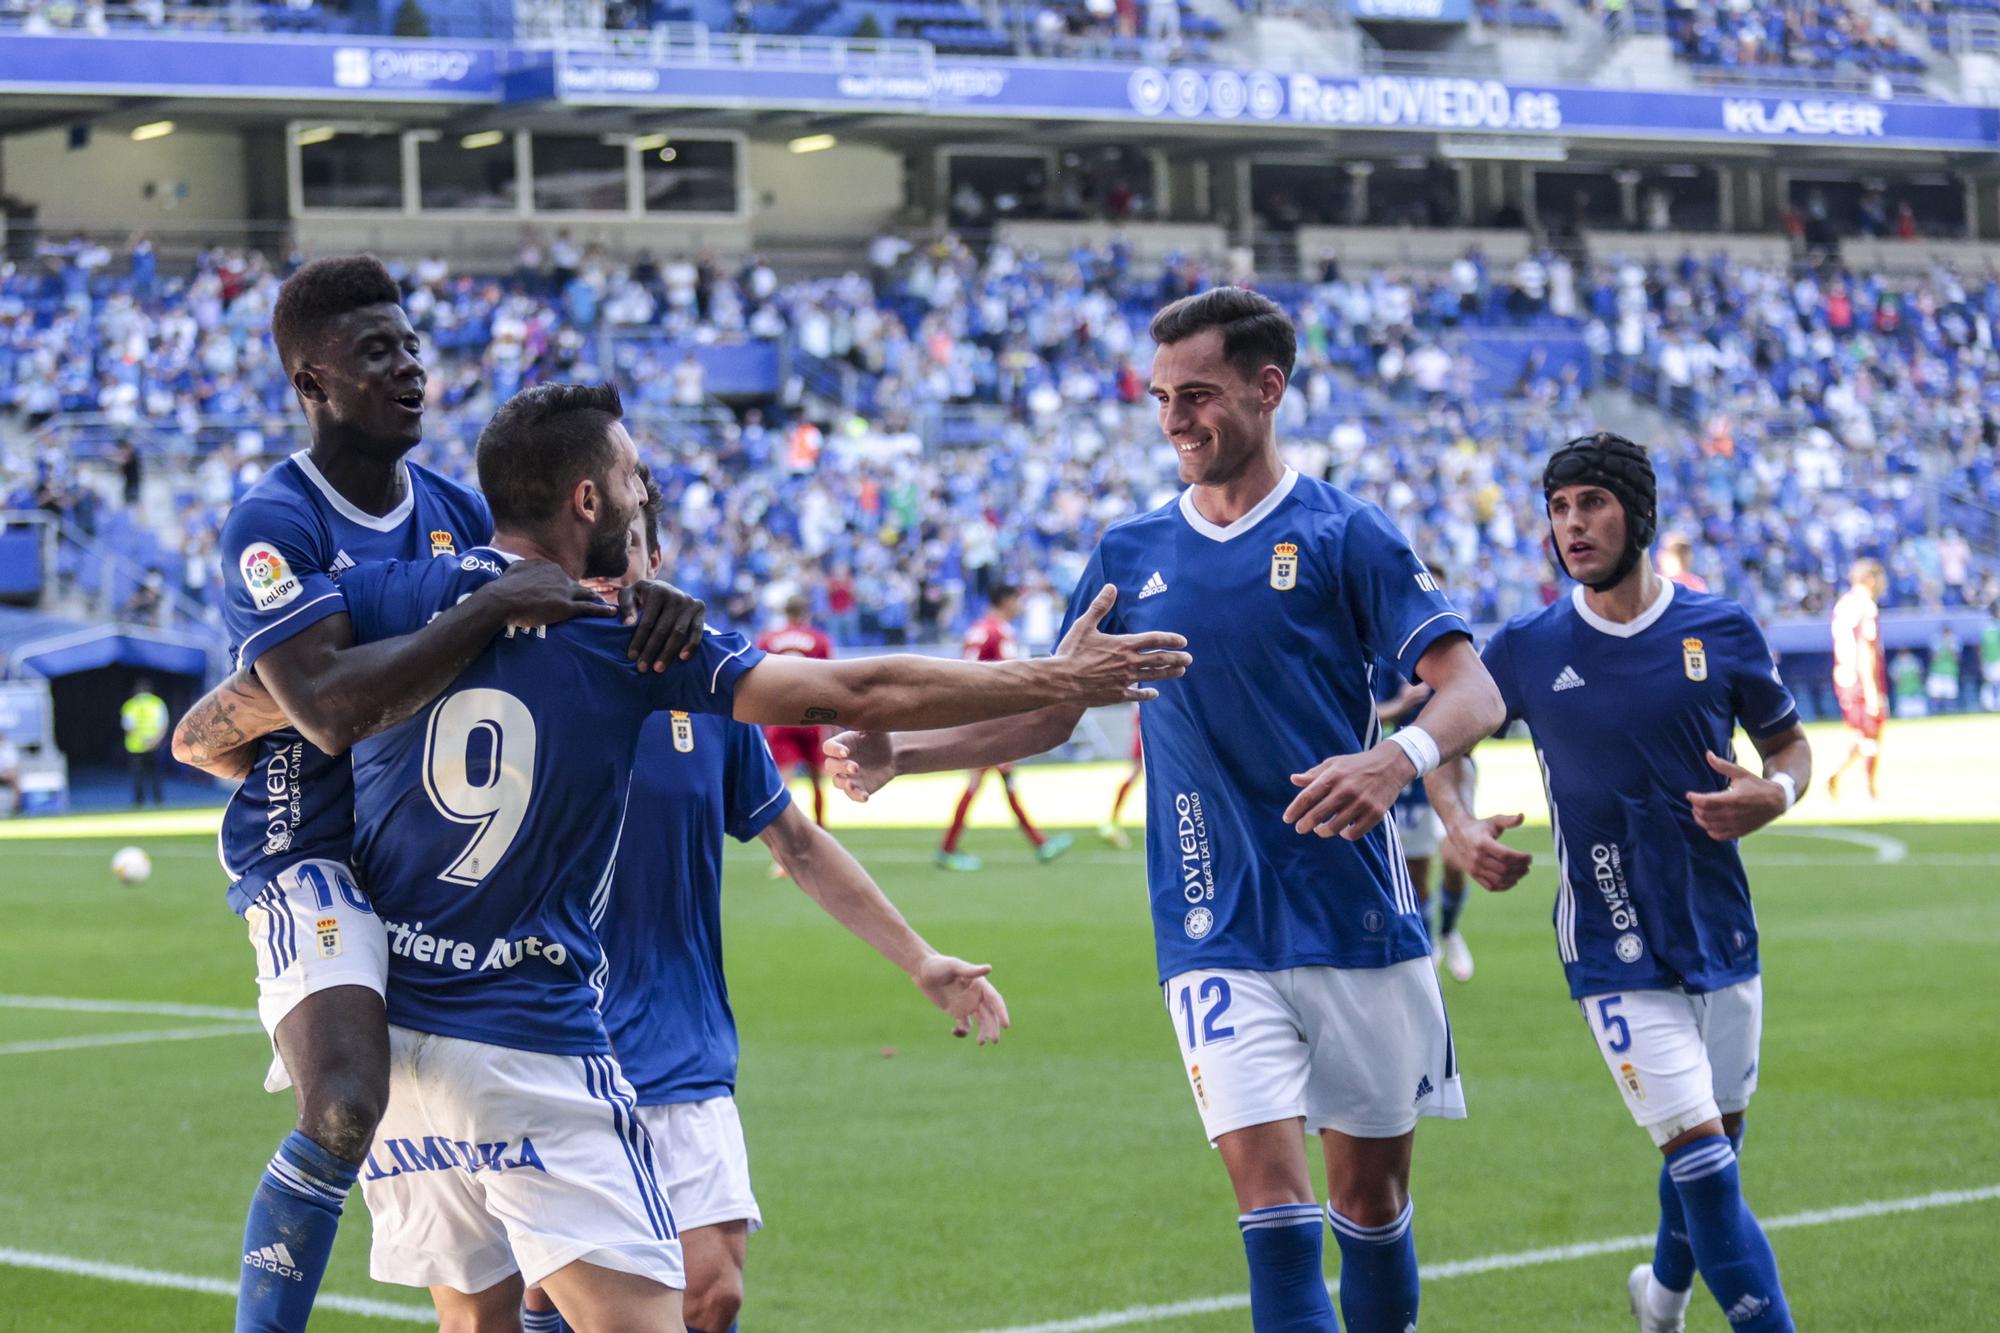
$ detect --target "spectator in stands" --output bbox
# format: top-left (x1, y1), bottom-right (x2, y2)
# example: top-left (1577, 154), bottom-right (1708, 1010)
top-left (1146, 0), bottom-right (1180, 47)
top-left (121, 678), bottom-right (169, 807)
top-left (125, 569), bottom-right (166, 625)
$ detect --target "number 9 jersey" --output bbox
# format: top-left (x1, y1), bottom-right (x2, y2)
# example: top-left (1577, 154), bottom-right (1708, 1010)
top-left (336, 548), bottom-right (765, 1057)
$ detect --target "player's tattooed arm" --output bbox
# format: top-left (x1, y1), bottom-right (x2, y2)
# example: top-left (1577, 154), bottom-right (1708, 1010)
top-left (1687, 723), bottom-right (1811, 842)
top-left (171, 668), bottom-right (290, 781)
top-left (732, 586), bottom-right (1189, 734)
top-left (257, 560), bottom-right (611, 755)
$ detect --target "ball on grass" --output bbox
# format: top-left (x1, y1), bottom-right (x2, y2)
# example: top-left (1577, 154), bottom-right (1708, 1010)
top-left (110, 846), bottom-right (152, 885)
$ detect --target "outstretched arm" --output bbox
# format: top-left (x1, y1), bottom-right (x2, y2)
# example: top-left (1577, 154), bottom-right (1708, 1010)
top-left (759, 802), bottom-right (1010, 1043)
top-left (730, 585), bottom-right (1187, 734)
top-left (822, 705), bottom-right (1083, 804)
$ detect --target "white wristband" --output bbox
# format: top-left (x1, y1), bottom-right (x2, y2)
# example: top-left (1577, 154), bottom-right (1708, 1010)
top-left (1771, 772), bottom-right (1797, 811)
top-left (1387, 726), bottom-right (1441, 780)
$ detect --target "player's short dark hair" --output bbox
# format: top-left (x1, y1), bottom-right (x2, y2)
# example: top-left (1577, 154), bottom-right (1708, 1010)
top-left (476, 382), bottom-right (625, 535)
top-left (637, 462), bottom-right (664, 562)
top-left (1149, 288), bottom-right (1296, 384)
top-left (270, 255), bottom-right (402, 373)
top-left (990, 581), bottom-right (1023, 607)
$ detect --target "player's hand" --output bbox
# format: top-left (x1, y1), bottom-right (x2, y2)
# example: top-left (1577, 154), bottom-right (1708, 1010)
top-left (1053, 585), bottom-right (1192, 705)
top-left (1446, 812), bottom-right (1533, 892)
top-left (1282, 743), bottom-right (1412, 840)
top-left (1687, 750), bottom-right (1789, 842)
top-left (914, 954), bottom-right (1010, 1045)
top-left (823, 731), bottom-right (896, 802)
top-left (482, 559), bottom-right (616, 631)
top-left (617, 579), bottom-right (707, 671)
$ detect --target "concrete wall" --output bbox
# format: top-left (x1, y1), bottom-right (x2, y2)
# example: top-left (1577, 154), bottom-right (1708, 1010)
top-left (3, 124), bottom-right (249, 230)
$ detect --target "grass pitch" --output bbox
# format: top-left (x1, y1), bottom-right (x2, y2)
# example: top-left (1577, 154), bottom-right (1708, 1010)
top-left (1, 721), bottom-right (1996, 1330)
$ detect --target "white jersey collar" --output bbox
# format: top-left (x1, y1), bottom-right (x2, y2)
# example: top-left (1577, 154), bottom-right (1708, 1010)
top-left (1177, 467), bottom-right (1300, 544)
top-left (1572, 576), bottom-right (1675, 639)
top-left (291, 450), bottom-right (415, 534)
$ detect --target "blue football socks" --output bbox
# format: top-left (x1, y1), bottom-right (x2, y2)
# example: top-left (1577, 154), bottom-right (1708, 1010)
top-left (1666, 1136), bottom-right (1792, 1331)
top-left (1327, 1200), bottom-right (1419, 1333)
top-left (235, 1130), bottom-right (359, 1333)
top-left (1239, 1203), bottom-right (1339, 1331)
top-left (521, 1307), bottom-right (568, 1333)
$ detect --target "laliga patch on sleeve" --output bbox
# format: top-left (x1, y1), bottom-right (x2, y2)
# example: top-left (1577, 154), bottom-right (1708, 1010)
top-left (239, 543), bottom-right (304, 612)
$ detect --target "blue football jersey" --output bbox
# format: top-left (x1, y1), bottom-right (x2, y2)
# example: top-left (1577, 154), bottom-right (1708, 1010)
top-left (600, 714), bottom-right (791, 1106)
top-left (1482, 582), bottom-right (1799, 999)
top-left (337, 548), bottom-right (766, 1055)
top-left (215, 453), bottom-right (490, 914)
top-left (1057, 470), bottom-right (1471, 982)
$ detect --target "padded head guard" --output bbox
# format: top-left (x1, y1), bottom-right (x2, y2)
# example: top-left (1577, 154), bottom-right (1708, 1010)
top-left (1542, 432), bottom-right (1657, 592)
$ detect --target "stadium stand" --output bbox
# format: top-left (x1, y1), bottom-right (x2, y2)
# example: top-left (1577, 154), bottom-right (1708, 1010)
top-left (2, 235), bottom-right (1994, 659)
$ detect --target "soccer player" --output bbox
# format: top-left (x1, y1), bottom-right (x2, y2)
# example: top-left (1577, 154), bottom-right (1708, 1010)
top-left (936, 583), bottom-right (1073, 872)
top-left (520, 479), bottom-right (1010, 1333)
top-left (225, 381), bottom-right (1183, 1329)
top-left (1098, 704), bottom-right (1144, 850)
top-left (828, 288), bottom-right (1506, 1333)
top-left (1427, 432), bottom-right (1810, 1333)
top-left (1375, 647), bottom-right (1473, 984)
top-left (1827, 557), bottom-right (1888, 799)
top-left (755, 593), bottom-right (835, 827)
top-left (167, 257), bottom-right (706, 1333)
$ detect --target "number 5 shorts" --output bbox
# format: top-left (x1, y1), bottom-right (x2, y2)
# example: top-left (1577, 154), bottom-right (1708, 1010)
top-left (1163, 959), bottom-right (1466, 1144)
top-left (242, 857), bottom-right (390, 1094)
top-left (361, 1025), bottom-right (686, 1296)
top-left (1579, 977), bottom-right (1762, 1146)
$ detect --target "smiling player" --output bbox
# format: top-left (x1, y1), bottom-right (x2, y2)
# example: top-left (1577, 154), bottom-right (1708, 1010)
top-left (828, 288), bottom-right (1506, 1333)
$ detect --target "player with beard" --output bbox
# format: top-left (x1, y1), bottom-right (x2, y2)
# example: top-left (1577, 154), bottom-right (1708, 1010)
top-left (169, 259), bottom-right (704, 1333)
top-left (212, 382), bottom-right (1188, 1331)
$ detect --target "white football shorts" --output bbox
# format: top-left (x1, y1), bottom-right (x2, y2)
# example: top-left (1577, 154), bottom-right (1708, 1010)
top-left (1162, 959), bottom-right (1466, 1143)
top-left (362, 1026), bottom-right (685, 1295)
top-left (1578, 976), bottom-right (1763, 1146)
top-left (638, 1096), bottom-right (763, 1233)
top-left (242, 857), bottom-right (388, 1094)
top-left (1393, 803), bottom-right (1444, 860)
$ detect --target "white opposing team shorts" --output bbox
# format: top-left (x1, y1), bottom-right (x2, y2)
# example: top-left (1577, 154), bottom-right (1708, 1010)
top-left (1578, 977), bottom-right (1763, 1146)
top-left (1394, 804), bottom-right (1444, 860)
top-left (637, 1096), bottom-right (763, 1233)
top-left (362, 1026), bottom-right (685, 1295)
top-left (1162, 960), bottom-right (1466, 1143)
top-left (242, 858), bottom-right (388, 1094)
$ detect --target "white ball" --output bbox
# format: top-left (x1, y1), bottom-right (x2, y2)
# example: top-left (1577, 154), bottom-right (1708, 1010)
top-left (110, 846), bottom-right (152, 885)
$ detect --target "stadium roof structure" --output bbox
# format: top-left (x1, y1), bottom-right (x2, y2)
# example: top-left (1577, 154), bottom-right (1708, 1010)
top-left (0, 608), bottom-right (212, 681)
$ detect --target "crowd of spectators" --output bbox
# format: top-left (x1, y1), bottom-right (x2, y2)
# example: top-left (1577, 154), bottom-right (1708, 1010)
top-left (2, 231), bottom-right (1995, 656)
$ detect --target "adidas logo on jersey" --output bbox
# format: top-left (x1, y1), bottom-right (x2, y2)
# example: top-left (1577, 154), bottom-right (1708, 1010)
top-left (243, 1242), bottom-right (303, 1282)
top-left (329, 550), bottom-right (356, 576)
top-left (1724, 1293), bottom-right (1771, 1323)
top-left (1139, 571), bottom-right (1169, 600)
top-left (1552, 666), bottom-right (1586, 692)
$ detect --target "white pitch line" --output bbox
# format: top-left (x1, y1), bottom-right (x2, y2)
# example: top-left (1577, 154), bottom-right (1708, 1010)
top-left (3, 1182), bottom-right (1995, 1328)
top-left (1762, 826), bottom-right (1909, 864)
top-left (966, 1183), bottom-right (2000, 1333)
top-left (0, 994), bottom-right (259, 1022)
top-left (0, 1248), bottom-right (432, 1323)
top-left (0, 1025), bottom-right (263, 1057)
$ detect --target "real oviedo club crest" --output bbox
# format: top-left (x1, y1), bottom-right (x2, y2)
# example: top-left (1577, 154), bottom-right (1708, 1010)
top-left (1270, 541), bottom-right (1299, 592)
